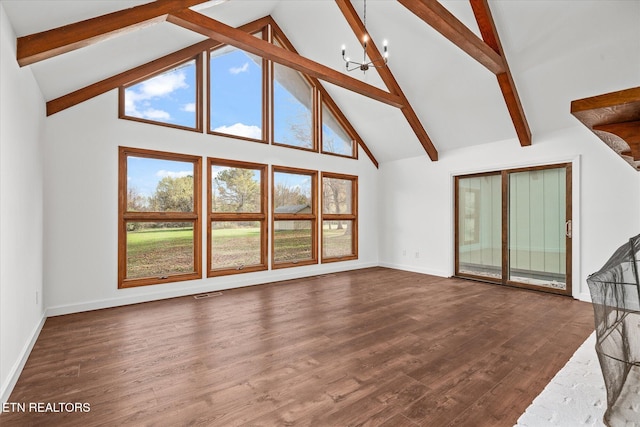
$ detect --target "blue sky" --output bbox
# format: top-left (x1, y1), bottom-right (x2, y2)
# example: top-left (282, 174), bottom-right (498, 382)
top-left (124, 60), bottom-right (197, 128)
top-left (210, 49), bottom-right (263, 139)
top-left (127, 157), bottom-right (193, 199)
top-left (125, 46), bottom-right (353, 189)
top-left (274, 171), bottom-right (312, 198)
top-left (128, 160), bottom-right (312, 207)
top-left (124, 47), bottom-right (314, 145)
top-left (211, 165), bottom-right (261, 191)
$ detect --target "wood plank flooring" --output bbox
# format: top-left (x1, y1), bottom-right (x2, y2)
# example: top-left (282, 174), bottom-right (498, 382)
top-left (1, 267), bottom-right (594, 426)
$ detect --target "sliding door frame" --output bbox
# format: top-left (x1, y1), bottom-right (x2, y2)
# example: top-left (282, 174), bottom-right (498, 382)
top-left (455, 163), bottom-right (572, 296)
top-left (454, 171), bottom-right (503, 285)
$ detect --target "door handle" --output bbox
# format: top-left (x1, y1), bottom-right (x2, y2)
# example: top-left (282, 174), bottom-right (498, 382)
top-left (566, 220), bottom-right (572, 238)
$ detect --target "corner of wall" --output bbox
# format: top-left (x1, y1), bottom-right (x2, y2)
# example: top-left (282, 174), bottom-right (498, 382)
top-left (0, 315), bottom-right (45, 404)
top-left (0, 4), bottom-right (46, 404)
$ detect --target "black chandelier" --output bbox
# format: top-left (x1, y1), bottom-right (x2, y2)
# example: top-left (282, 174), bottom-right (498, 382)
top-left (341, 0), bottom-right (388, 73)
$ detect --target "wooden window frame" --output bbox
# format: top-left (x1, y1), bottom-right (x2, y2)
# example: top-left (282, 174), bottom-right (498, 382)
top-left (268, 22), bottom-right (357, 160)
top-left (118, 146), bottom-right (202, 288)
top-left (119, 54), bottom-right (203, 133)
top-left (270, 34), bottom-right (318, 154)
top-left (321, 172), bottom-right (358, 263)
top-left (208, 158), bottom-right (268, 276)
top-left (116, 21), bottom-right (362, 161)
top-left (271, 165), bottom-right (318, 269)
top-left (454, 171), bottom-right (501, 285)
top-left (319, 97), bottom-right (358, 159)
top-left (203, 21), bottom-right (360, 160)
top-left (454, 163), bottom-right (572, 296)
top-left (207, 27), bottom-right (269, 144)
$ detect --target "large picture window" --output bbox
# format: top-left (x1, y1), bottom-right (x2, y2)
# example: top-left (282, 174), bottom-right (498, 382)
top-left (208, 158), bottom-right (268, 276)
top-left (120, 56), bottom-right (202, 132)
top-left (118, 147), bottom-right (202, 288)
top-left (321, 173), bottom-right (358, 262)
top-left (272, 166), bottom-right (317, 268)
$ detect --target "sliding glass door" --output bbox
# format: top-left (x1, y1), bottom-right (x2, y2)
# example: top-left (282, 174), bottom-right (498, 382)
top-left (455, 164), bottom-right (572, 295)
top-left (508, 167), bottom-right (568, 290)
top-left (456, 173), bottom-right (502, 280)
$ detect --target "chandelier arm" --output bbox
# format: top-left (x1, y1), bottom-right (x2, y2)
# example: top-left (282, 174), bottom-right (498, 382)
top-left (368, 57), bottom-right (388, 67)
top-left (340, 0), bottom-right (387, 73)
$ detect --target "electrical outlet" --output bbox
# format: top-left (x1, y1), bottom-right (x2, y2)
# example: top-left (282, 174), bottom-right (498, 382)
top-left (35, 290), bottom-right (39, 305)
top-left (402, 250), bottom-right (406, 256)
top-left (415, 251), bottom-right (419, 258)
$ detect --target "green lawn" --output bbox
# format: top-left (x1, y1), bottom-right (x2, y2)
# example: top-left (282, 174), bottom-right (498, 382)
top-left (322, 227), bottom-right (353, 258)
top-left (273, 228), bottom-right (312, 262)
top-left (126, 227), bottom-right (194, 279)
top-left (127, 225), bottom-right (353, 278)
top-left (211, 226), bottom-right (262, 268)
top-left (127, 227), bottom-right (193, 247)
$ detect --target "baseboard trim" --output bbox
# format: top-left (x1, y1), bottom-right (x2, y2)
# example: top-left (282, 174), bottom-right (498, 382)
top-left (46, 262), bottom-right (379, 317)
top-left (1, 313), bottom-right (46, 405)
top-left (378, 262), bottom-right (449, 278)
top-left (576, 292), bottom-right (592, 303)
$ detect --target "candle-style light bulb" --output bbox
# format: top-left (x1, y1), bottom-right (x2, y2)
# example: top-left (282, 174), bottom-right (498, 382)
top-left (383, 40), bottom-right (388, 58)
top-left (341, 45), bottom-right (346, 57)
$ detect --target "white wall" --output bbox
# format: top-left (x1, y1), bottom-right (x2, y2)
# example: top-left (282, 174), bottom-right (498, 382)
top-left (43, 90), bottom-right (379, 315)
top-left (0, 4), bottom-right (46, 403)
top-left (378, 126), bottom-right (640, 301)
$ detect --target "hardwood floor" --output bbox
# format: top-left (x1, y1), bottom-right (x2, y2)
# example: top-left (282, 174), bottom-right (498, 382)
top-left (1, 267), bottom-right (594, 426)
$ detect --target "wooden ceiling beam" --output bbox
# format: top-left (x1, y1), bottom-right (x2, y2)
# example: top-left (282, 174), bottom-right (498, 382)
top-left (46, 16), bottom-right (272, 116)
top-left (166, 9), bottom-right (404, 109)
top-left (335, 0), bottom-right (438, 161)
top-left (17, 0), bottom-right (211, 67)
top-left (397, 0), bottom-right (505, 75)
top-left (47, 40), bottom-right (210, 116)
top-left (470, 0), bottom-right (531, 146)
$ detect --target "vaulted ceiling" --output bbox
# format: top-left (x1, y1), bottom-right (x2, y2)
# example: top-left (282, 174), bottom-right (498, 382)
top-left (2, 0), bottom-right (639, 164)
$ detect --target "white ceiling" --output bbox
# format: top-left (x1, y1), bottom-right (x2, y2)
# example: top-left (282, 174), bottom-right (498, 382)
top-left (2, 0), bottom-right (639, 163)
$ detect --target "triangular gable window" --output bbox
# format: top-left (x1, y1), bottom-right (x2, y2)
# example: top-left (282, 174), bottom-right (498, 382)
top-left (321, 100), bottom-right (355, 157)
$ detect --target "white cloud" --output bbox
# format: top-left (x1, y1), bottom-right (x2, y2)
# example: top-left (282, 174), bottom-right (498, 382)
top-left (141, 108), bottom-right (171, 120)
top-left (182, 103), bottom-right (196, 113)
top-left (138, 71), bottom-right (188, 98)
top-left (124, 69), bottom-right (189, 119)
top-left (229, 62), bottom-right (249, 75)
top-left (214, 123), bottom-right (261, 139)
top-left (156, 170), bottom-right (192, 179)
top-left (123, 92), bottom-right (139, 116)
